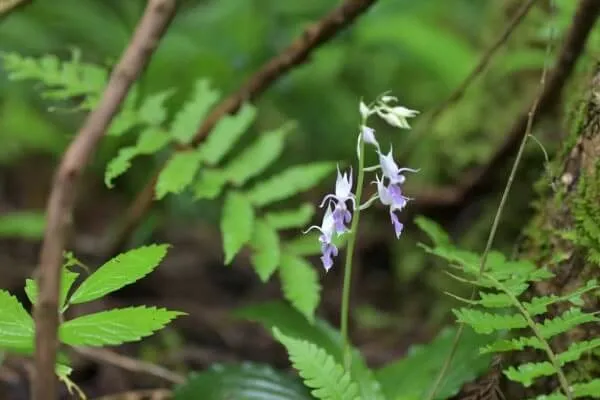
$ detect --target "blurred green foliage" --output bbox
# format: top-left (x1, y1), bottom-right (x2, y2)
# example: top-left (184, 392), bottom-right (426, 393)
top-left (0, 0), bottom-right (596, 323)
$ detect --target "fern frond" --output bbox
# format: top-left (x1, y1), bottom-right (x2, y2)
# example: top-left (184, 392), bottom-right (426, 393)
top-left (504, 361), bottom-right (556, 387)
top-left (537, 308), bottom-right (599, 339)
top-left (480, 336), bottom-right (545, 354)
top-left (273, 328), bottom-right (360, 400)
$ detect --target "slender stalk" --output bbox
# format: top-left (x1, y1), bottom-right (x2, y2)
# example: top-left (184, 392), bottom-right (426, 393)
top-left (341, 133), bottom-right (366, 369)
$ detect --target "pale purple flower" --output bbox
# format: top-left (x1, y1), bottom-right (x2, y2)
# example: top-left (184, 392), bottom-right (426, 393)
top-left (304, 205), bottom-right (338, 271)
top-left (361, 125), bottom-right (379, 148)
top-left (377, 147), bottom-right (419, 185)
top-left (319, 166), bottom-right (356, 235)
top-left (374, 175), bottom-right (410, 239)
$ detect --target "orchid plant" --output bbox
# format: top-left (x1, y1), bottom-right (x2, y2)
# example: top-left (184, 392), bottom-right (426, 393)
top-left (305, 93), bottom-right (420, 363)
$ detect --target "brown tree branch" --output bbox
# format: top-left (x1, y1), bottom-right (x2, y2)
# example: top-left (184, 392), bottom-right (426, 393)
top-left (105, 0), bottom-right (379, 257)
top-left (31, 1), bottom-right (176, 398)
top-left (74, 347), bottom-right (184, 385)
top-left (0, 0), bottom-right (29, 17)
top-left (412, 0), bottom-right (600, 210)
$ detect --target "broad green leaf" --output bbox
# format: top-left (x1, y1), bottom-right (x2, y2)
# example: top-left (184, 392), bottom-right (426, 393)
top-left (199, 103), bottom-right (257, 165)
top-left (376, 327), bottom-right (494, 400)
top-left (234, 301), bottom-right (385, 400)
top-left (273, 328), bottom-right (360, 400)
top-left (170, 79), bottom-right (220, 144)
top-left (155, 150), bottom-right (203, 199)
top-left (0, 211), bottom-right (46, 239)
top-left (0, 290), bottom-right (34, 351)
top-left (249, 220), bottom-right (280, 282)
top-left (193, 169), bottom-right (227, 200)
top-left (25, 267), bottom-right (79, 309)
top-left (105, 128), bottom-right (171, 187)
top-left (279, 253), bottom-right (320, 323)
top-left (221, 191), bottom-right (255, 264)
top-left (246, 163), bottom-right (336, 207)
top-left (414, 216), bottom-right (451, 246)
top-left (265, 204), bottom-right (315, 230)
top-left (138, 89), bottom-right (175, 126)
top-left (174, 362), bottom-right (312, 400)
top-left (69, 244), bottom-right (169, 304)
top-left (223, 126), bottom-right (288, 186)
top-left (59, 306), bottom-right (184, 346)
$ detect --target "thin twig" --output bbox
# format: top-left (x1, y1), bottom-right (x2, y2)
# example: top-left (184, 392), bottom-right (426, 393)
top-left (31, 1), bottom-right (177, 399)
top-left (104, 0), bottom-right (379, 257)
top-left (413, 0), bottom-right (600, 210)
top-left (0, 0), bottom-right (29, 17)
top-left (74, 347), bottom-right (184, 385)
top-left (428, 0), bottom-right (539, 121)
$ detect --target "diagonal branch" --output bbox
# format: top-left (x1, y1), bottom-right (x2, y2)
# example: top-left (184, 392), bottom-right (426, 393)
top-left (412, 0), bottom-right (600, 210)
top-left (31, 1), bottom-right (177, 399)
top-left (104, 0), bottom-right (379, 257)
top-left (427, 0), bottom-right (539, 121)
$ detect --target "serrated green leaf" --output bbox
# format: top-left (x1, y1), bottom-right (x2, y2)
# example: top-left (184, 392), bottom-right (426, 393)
top-left (265, 204), bottom-right (315, 230)
top-left (59, 306), bottom-right (184, 346)
top-left (155, 150), bottom-right (203, 199)
top-left (453, 308), bottom-right (528, 334)
top-left (480, 336), bottom-right (545, 354)
top-left (557, 338), bottom-right (600, 364)
top-left (246, 162), bottom-right (335, 207)
top-left (250, 220), bottom-right (280, 282)
top-left (221, 191), bottom-right (254, 264)
top-left (170, 79), bottom-right (220, 144)
top-left (105, 128), bottom-right (171, 187)
top-left (279, 253), bottom-right (320, 323)
top-left (414, 216), bottom-right (451, 246)
top-left (0, 290), bottom-right (34, 351)
top-left (193, 169), bottom-right (227, 200)
top-left (173, 362), bottom-right (313, 400)
top-left (537, 308), bottom-right (599, 339)
top-left (69, 244), bottom-right (169, 305)
top-left (273, 327), bottom-right (360, 400)
top-left (476, 291), bottom-right (513, 308)
top-left (234, 301), bottom-right (385, 400)
top-left (523, 279), bottom-right (599, 316)
top-left (25, 267), bottom-right (79, 310)
top-left (138, 89), bottom-right (174, 126)
top-left (572, 379), bottom-right (600, 398)
top-left (223, 127), bottom-right (287, 186)
top-left (504, 361), bottom-right (555, 387)
top-left (199, 103), bottom-right (256, 165)
top-left (376, 327), bottom-right (494, 400)
top-left (0, 211), bottom-right (46, 239)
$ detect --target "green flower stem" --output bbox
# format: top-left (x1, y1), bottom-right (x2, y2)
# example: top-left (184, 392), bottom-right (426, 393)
top-left (340, 135), bottom-right (366, 369)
